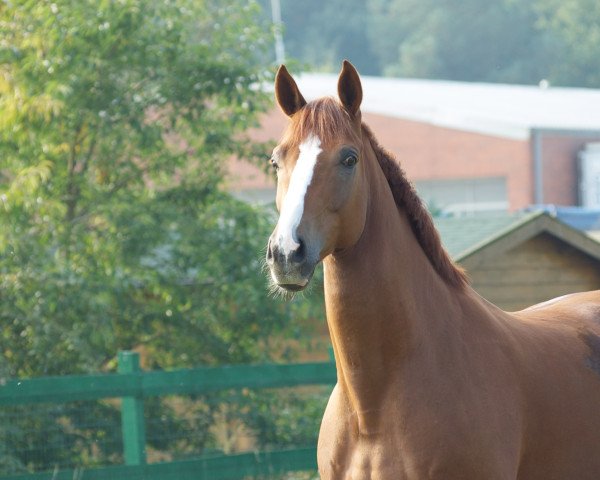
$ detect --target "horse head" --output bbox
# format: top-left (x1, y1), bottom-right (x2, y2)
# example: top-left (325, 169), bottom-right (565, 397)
top-left (266, 61), bottom-right (369, 292)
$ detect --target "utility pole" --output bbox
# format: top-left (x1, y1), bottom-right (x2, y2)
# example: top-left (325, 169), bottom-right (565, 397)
top-left (270, 0), bottom-right (285, 64)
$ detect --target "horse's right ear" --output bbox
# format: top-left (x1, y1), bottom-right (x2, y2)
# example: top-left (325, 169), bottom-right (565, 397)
top-left (275, 65), bottom-right (307, 117)
top-left (337, 60), bottom-right (362, 117)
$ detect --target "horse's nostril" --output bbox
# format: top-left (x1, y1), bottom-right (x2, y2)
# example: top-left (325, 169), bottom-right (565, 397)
top-left (291, 237), bottom-right (306, 263)
top-left (267, 237), bottom-right (307, 265)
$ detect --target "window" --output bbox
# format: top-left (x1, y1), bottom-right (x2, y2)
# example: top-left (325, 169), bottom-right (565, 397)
top-left (415, 177), bottom-right (508, 214)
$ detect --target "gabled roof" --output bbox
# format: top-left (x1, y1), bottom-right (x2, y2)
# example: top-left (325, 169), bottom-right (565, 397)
top-left (287, 73), bottom-right (600, 140)
top-left (434, 211), bottom-right (600, 262)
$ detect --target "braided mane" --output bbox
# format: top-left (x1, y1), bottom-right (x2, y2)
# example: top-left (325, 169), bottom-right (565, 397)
top-left (361, 123), bottom-right (469, 289)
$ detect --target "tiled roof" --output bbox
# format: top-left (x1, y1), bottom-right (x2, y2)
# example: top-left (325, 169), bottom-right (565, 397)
top-left (434, 211), bottom-right (600, 262)
top-left (434, 212), bottom-right (538, 258)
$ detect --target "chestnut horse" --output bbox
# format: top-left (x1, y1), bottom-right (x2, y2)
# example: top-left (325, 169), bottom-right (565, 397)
top-left (265, 61), bottom-right (600, 479)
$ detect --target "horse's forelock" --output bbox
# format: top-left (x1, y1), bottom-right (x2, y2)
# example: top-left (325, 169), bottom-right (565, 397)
top-left (283, 97), bottom-right (357, 148)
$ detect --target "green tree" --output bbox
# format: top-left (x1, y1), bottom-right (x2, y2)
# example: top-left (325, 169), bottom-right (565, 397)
top-left (258, 0), bottom-right (379, 75)
top-left (535, 0), bottom-right (600, 87)
top-left (368, 0), bottom-right (555, 84)
top-left (0, 0), bottom-right (325, 473)
top-left (263, 0), bottom-right (600, 87)
top-left (0, 0), bottom-right (285, 376)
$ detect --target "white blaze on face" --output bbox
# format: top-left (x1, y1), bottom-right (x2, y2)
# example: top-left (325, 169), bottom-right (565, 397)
top-left (277, 135), bottom-right (322, 256)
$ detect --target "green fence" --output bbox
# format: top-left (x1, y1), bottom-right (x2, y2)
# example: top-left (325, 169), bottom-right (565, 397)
top-left (0, 352), bottom-right (337, 480)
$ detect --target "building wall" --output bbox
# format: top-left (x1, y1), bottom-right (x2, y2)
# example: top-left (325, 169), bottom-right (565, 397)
top-left (539, 132), bottom-right (600, 206)
top-left (362, 112), bottom-right (532, 210)
top-left (231, 107), bottom-right (535, 210)
top-left (463, 233), bottom-right (600, 311)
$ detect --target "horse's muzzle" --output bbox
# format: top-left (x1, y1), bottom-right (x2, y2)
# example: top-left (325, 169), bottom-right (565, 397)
top-left (266, 236), bottom-right (316, 291)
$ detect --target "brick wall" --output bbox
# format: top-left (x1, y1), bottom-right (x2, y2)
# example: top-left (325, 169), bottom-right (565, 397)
top-left (539, 132), bottom-right (600, 206)
top-left (231, 107), bottom-right (539, 210)
top-left (361, 112), bottom-right (532, 210)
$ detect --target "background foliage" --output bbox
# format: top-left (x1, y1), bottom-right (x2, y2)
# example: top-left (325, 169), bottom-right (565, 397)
top-left (6, 0), bottom-right (597, 475)
top-left (263, 0), bottom-right (600, 87)
top-left (0, 0), bottom-right (326, 474)
top-left (0, 0), bottom-right (291, 376)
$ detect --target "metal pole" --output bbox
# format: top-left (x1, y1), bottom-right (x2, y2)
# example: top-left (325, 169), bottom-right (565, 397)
top-left (270, 0), bottom-right (285, 64)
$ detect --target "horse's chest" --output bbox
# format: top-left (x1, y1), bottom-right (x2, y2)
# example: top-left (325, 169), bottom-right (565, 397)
top-left (318, 431), bottom-right (491, 480)
top-left (318, 429), bottom-right (403, 480)
top-left (321, 442), bottom-right (405, 480)
top-left (317, 386), bottom-right (411, 479)
top-left (316, 385), bottom-right (507, 480)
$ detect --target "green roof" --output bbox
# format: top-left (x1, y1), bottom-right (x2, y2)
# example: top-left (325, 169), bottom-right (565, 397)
top-left (434, 211), bottom-right (544, 259)
top-left (434, 210), bottom-right (600, 263)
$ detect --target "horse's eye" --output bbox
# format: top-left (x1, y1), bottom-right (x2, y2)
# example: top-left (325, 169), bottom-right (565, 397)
top-left (341, 154), bottom-right (358, 168)
top-left (270, 156), bottom-right (280, 171)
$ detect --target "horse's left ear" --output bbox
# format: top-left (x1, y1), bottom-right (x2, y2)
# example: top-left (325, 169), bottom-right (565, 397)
top-left (275, 65), bottom-right (307, 117)
top-left (337, 60), bottom-right (362, 116)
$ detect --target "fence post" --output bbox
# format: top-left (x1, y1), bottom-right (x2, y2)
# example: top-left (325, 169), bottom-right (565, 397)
top-left (118, 351), bottom-right (147, 466)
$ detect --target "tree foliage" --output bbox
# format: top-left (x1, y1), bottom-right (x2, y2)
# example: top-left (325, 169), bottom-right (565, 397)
top-left (0, 0), bottom-right (329, 473)
top-left (0, 0), bottom-right (302, 378)
top-left (267, 0), bottom-right (600, 87)
top-left (0, 0), bottom-right (324, 420)
top-left (534, 0), bottom-right (600, 87)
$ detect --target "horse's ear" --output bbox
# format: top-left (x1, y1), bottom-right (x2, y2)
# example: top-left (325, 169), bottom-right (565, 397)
top-left (275, 65), bottom-right (307, 117)
top-left (337, 60), bottom-right (362, 116)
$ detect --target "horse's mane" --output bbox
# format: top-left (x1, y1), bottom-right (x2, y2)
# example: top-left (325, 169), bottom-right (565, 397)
top-left (288, 98), bottom-right (468, 289)
top-left (361, 123), bottom-right (469, 289)
top-left (284, 97), bottom-right (359, 147)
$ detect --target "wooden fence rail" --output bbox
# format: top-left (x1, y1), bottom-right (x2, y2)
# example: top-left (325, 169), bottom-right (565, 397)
top-left (0, 351), bottom-right (337, 480)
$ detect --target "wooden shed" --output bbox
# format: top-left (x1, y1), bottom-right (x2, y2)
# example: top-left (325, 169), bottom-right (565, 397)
top-left (435, 211), bottom-right (600, 311)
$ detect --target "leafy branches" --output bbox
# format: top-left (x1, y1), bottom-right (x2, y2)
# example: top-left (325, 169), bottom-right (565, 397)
top-left (0, 0), bottom-right (305, 377)
top-left (268, 0), bottom-right (600, 87)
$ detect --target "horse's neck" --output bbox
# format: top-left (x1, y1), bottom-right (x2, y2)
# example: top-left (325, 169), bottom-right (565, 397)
top-left (322, 150), bottom-right (467, 433)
